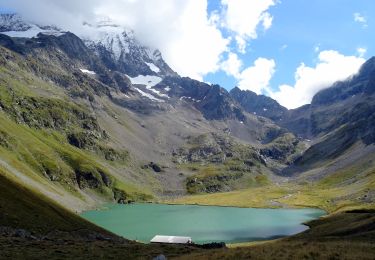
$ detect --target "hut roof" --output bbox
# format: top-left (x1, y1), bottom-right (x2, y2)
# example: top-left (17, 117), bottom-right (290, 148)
top-left (150, 235), bottom-right (192, 244)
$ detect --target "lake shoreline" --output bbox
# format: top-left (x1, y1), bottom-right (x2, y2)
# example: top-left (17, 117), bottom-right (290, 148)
top-left (158, 201), bottom-right (326, 212)
top-left (80, 203), bottom-right (326, 245)
top-left (81, 200), bottom-right (327, 215)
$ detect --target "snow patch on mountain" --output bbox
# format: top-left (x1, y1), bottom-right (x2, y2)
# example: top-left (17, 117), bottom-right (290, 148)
top-left (134, 87), bottom-right (164, 102)
top-left (127, 75), bottom-right (162, 87)
top-left (1, 23), bottom-right (64, 38)
top-left (80, 69), bottom-right (96, 75)
top-left (180, 96), bottom-right (199, 102)
top-left (145, 86), bottom-right (169, 98)
top-left (3, 27), bottom-right (42, 38)
top-left (128, 74), bottom-right (169, 99)
top-left (145, 62), bottom-right (160, 73)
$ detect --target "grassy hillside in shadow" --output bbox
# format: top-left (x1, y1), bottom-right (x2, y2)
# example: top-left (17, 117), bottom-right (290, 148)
top-left (0, 171), bottom-right (201, 259)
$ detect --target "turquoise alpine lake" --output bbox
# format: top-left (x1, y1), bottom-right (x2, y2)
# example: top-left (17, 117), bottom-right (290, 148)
top-left (81, 203), bottom-right (325, 244)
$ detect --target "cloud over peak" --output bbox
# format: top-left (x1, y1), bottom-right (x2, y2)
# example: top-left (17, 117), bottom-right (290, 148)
top-left (236, 57), bottom-right (276, 95)
top-left (271, 50), bottom-right (365, 109)
top-left (3, 0), bottom-right (278, 81)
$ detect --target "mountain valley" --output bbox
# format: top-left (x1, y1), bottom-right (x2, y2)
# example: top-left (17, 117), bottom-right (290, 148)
top-left (0, 13), bottom-right (374, 259)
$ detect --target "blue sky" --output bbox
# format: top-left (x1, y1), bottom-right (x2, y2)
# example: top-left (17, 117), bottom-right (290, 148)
top-left (1, 0), bottom-right (373, 108)
top-left (204, 0), bottom-right (374, 107)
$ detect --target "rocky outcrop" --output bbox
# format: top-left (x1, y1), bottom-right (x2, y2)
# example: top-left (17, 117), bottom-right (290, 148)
top-left (230, 87), bottom-right (287, 121)
top-left (282, 57), bottom-right (375, 174)
top-left (260, 133), bottom-right (301, 162)
top-left (142, 162), bottom-right (163, 173)
top-left (157, 77), bottom-right (245, 121)
top-left (281, 57), bottom-right (375, 138)
top-left (173, 133), bottom-right (265, 165)
top-left (186, 171), bottom-right (244, 193)
top-left (75, 169), bottom-right (111, 190)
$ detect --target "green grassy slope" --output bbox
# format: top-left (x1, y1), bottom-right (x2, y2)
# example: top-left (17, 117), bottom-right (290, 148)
top-left (0, 170), bottom-right (104, 234)
top-left (0, 110), bottom-right (152, 208)
top-left (169, 148), bottom-right (375, 213)
top-left (0, 45), bottom-right (154, 209)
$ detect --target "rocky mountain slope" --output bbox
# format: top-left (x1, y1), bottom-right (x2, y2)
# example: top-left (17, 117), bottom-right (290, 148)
top-left (280, 58), bottom-right (375, 178)
top-left (230, 86), bottom-right (288, 121)
top-left (231, 61), bottom-right (375, 174)
top-left (0, 14), bottom-right (304, 209)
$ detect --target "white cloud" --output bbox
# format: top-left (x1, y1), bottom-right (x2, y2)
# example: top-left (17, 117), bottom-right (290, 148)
top-left (261, 12), bottom-right (273, 30)
top-left (235, 35), bottom-right (247, 54)
top-left (314, 44), bottom-right (320, 53)
top-left (4, 0), bottom-right (229, 80)
top-left (280, 44), bottom-right (288, 51)
top-left (221, 52), bottom-right (242, 77)
top-left (221, 0), bottom-right (277, 53)
top-left (97, 0), bottom-right (230, 80)
top-left (270, 50), bottom-right (365, 109)
top-left (357, 47), bottom-right (367, 58)
top-left (1, 0), bottom-right (98, 33)
top-left (237, 57), bottom-right (275, 94)
top-left (354, 12), bottom-right (367, 27)
top-left (4, 0), bottom-right (280, 80)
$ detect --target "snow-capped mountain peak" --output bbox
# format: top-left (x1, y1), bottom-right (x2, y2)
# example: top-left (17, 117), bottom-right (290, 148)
top-left (0, 13), bottom-right (177, 104)
top-left (0, 13), bottom-right (31, 31)
top-left (83, 24), bottom-right (135, 61)
top-left (82, 20), bottom-right (176, 78)
top-left (0, 13), bottom-right (64, 38)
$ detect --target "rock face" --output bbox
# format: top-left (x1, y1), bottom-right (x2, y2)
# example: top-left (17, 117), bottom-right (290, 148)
top-left (230, 87), bottom-right (288, 121)
top-left (173, 133), bottom-right (264, 165)
top-left (280, 57), bottom-right (375, 139)
top-left (228, 57), bottom-right (375, 176)
top-left (157, 77), bottom-right (245, 120)
top-left (312, 57), bottom-right (375, 106)
top-left (173, 133), bottom-right (272, 193)
top-left (280, 57), bottom-right (375, 174)
top-left (143, 162), bottom-right (163, 173)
